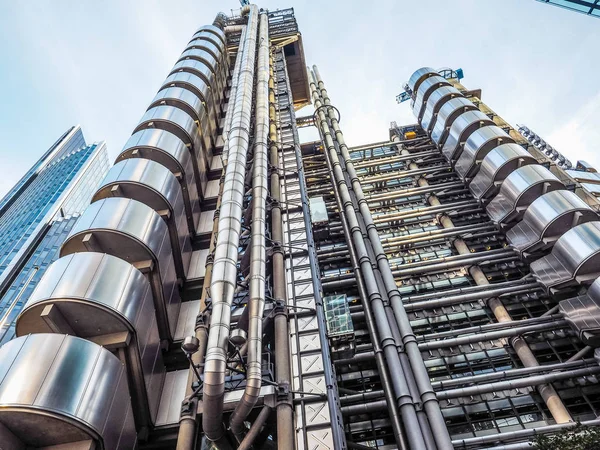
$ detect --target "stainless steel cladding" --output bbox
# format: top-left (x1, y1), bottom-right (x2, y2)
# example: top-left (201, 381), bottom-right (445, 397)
top-left (507, 190), bottom-right (598, 257)
top-left (559, 275), bottom-right (600, 346)
top-left (454, 125), bottom-right (515, 180)
top-left (0, 334), bottom-right (137, 449)
top-left (429, 97), bottom-right (477, 146)
top-left (411, 75), bottom-right (451, 120)
top-left (469, 143), bottom-right (536, 201)
top-left (60, 197), bottom-right (181, 341)
top-left (531, 221), bottom-right (600, 291)
top-left (16, 252), bottom-right (165, 430)
top-left (440, 110), bottom-right (494, 163)
top-left (135, 103), bottom-right (209, 195)
top-left (118, 128), bottom-right (201, 232)
top-left (420, 85), bottom-right (463, 132)
top-left (92, 158), bottom-right (192, 279)
top-left (407, 66), bottom-right (437, 94)
top-left (486, 164), bottom-right (563, 228)
top-left (203, 4), bottom-right (259, 444)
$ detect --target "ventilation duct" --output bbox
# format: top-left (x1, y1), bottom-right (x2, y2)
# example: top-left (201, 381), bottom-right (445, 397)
top-left (407, 66), bottom-right (437, 95)
top-left (507, 190), bottom-right (597, 257)
top-left (531, 221), bottom-right (600, 292)
top-left (486, 164), bottom-right (563, 228)
top-left (468, 143), bottom-right (536, 201)
top-left (454, 125), bottom-right (515, 181)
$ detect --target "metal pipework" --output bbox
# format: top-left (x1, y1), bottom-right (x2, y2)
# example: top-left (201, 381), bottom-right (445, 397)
top-left (229, 11), bottom-right (270, 442)
top-left (222, 25), bottom-right (248, 164)
top-left (310, 69), bottom-right (425, 450)
top-left (202, 4), bottom-right (259, 444)
top-left (313, 65), bottom-right (453, 450)
top-left (322, 129), bottom-right (407, 449)
top-left (269, 51), bottom-right (295, 450)
top-left (395, 134), bottom-right (573, 424)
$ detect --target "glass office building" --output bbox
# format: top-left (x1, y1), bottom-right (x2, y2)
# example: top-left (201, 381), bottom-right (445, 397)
top-left (0, 126), bottom-right (109, 342)
top-left (537, 0), bottom-right (600, 17)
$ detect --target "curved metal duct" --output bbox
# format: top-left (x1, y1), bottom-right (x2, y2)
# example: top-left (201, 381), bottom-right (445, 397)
top-left (118, 128), bottom-right (201, 231)
top-left (560, 275), bottom-right (600, 346)
top-left (441, 109), bottom-right (494, 163)
top-left (454, 125), bottom-right (515, 181)
top-left (229, 11), bottom-right (270, 441)
top-left (177, 47), bottom-right (227, 107)
top-left (92, 158), bottom-right (192, 279)
top-left (16, 252), bottom-right (164, 431)
top-left (135, 102), bottom-right (209, 197)
top-left (161, 70), bottom-right (219, 144)
top-left (507, 190), bottom-right (597, 257)
top-left (0, 333), bottom-right (137, 449)
top-left (420, 85), bottom-right (462, 133)
top-left (60, 197), bottom-right (181, 341)
top-left (486, 164), bottom-right (563, 228)
top-left (191, 24), bottom-right (227, 48)
top-left (407, 66), bottom-right (437, 94)
top-left (469, 143), bottom-right (536, 201)
top-left (203, 4), bottom-right (259, 444)
top-left (411, 75), bottom-right (451, 120)
top-left (531, 221), bottom-right (600, 292)
top-left (429, 96), bottom-right (477, 147)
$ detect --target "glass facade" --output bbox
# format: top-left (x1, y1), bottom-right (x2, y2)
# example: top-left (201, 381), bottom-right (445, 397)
top-left (0, 126), bottom-right (110, 342)
top-left (537, 0), bottom-right (600, 17)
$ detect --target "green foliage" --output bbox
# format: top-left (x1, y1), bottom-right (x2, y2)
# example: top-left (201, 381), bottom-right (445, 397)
top-left (532, 424), bottom-right (600, 450)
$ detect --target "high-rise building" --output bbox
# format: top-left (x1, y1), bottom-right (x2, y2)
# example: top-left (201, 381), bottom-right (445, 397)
top-left (0, 126), bottom-right (110, 343)
top-left (1, 6), bottom-right (600, 450)
top-left (536, 0), bottom-right (600, 17)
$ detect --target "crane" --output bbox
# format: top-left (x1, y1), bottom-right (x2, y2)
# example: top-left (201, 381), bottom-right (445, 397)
top-left (239, 0), bottom-right (250, 5)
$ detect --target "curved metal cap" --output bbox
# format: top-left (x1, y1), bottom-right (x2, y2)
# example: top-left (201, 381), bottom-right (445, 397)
top-left (455, 125), bottom-right (515, 181)
top-left (407, 67), bottom-right (437, 93)
top-left (420, 85), bottom-right (462, 133)
top-left (92, 158), bottom-right (192, 278)
top-left (192, 24), bottom-right (227, 46)
top-left (430, 97), bottom-right (477, 147)
top-left (61, 197), bottom-right (180, 340)
top-left (136, 104), bottom-right (203, 156)
top-left (16, 252), bottom-right (164, 427)
top-left (486, 164), bottom-right (563, 227)
top-left (0, 334), bottom-right (136, 449)
top-left (411, 75), bottom-right (451, 120)
top-left (149, 86), bottom-right (208, 126)
top-left (171, 58), bottom-right (218, 93)
top-left (186, 32), bottom-right (225, 58)
top-left (178, 48), bottom-right (220, 75)
top-left (531, 221), bottom-right (600, 291)
top-left (507, 190), bottom-right (597, 256)
top-left (117, 128), bottom-right (201, 233)
top-left (469, 143), bottom-right (536, 201)
top-left (441, 110), bottom-right (494, 162)
top-left (560, 277), bottom-right (600, 346)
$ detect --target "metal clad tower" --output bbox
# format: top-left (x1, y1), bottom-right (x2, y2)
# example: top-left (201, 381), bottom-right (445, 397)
top-left (2, 7), bottom-right (600, 450)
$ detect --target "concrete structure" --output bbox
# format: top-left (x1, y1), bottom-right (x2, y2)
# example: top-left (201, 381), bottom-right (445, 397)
top-left (2, 8), bottom-right (600, 450)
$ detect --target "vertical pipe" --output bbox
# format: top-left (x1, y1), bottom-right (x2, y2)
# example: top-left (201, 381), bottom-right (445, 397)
top-left (310, 69), bottom-right (427, 450)
top-left (202, 5), bottom-right (259, 444)
top-left (229, 11), bottom-right (270, 442)
top-left (269, 52), bottom-right (296, 450)
top-left (393, 131), bottom-right (572, 424)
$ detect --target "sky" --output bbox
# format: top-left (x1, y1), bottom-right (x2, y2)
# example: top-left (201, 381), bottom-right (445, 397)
top-left (0, 0), bottom-right (598, 198)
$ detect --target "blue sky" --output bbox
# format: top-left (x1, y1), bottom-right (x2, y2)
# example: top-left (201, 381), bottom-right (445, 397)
top-left (0, 0), bottom-right (599, 198)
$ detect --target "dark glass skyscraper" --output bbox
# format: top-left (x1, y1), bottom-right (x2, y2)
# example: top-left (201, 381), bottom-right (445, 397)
top-left (0, 126), bottom-right (110, 343)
